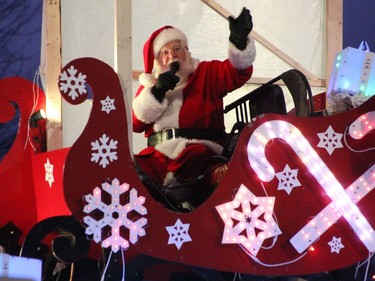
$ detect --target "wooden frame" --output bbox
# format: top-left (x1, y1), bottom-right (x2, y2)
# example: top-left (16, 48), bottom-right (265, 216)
top-left (44, 0), bottom-right (342, 150)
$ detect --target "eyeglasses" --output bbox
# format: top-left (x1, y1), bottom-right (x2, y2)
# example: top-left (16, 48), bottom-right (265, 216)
top-left (158, 44), bottom-right (184, 58)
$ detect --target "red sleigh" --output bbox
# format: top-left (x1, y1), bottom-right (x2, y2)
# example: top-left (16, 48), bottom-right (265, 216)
top-left (1, 57), bottom-right (374, 280)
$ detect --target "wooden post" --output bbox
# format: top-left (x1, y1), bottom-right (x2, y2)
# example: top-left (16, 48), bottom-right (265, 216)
top-left (326, 0), bottom-right (343, 90)
top-left (115, 0), bottom-right (133, 146)
top-left (42, 0), bottom-right (62, 151)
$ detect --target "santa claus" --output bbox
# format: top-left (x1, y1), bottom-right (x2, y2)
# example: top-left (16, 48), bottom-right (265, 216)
top-left (132, 8), bottom-right (256, 190)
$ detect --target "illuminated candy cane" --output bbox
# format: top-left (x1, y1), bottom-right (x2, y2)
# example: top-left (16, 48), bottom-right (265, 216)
top-left (247, 120), bottom-right (375, 253)
top-left (348, 111), bottom-right (375, 139)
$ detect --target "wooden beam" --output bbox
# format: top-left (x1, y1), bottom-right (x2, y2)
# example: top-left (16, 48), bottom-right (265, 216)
top-left (326, 0), bottom-right (343, 89)
top-left (200, 0), bottom-right (322, 82)
top-left (43, 0), bottom-right (62, 151)
top-left (115, 0), bottom-right (133, 144)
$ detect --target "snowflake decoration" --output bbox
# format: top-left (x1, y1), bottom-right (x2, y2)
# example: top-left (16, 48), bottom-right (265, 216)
top-left (166, 219), bottom-right (192, 250)
top-left (44, 158), bottom-right (54, 188)
top-left (101, 96), bottom-right (116, 114)
top-left (83, 178), bottom-right (147, 252)
top-left (216, 184), bottom-right (282, 256)
top-left (91, 134), bottom-right (118, 168)
top-left (317, 125), bottom-right (343, 155)
top-left (275, 164), bottom-right (301, 195)
top-left (328, 236), bottom-right (344, 254)
top-left (59, 65), bottom-right (87, 100)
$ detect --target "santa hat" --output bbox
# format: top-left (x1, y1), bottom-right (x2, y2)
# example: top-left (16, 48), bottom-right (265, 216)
top-left (143, 25), bottom-right (188, 73)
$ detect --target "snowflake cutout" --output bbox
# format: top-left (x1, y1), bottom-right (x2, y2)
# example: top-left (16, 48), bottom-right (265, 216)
top-left (100, 96), bottom-right (116, 114)
top-left (317, 125), bottom-right (343, 155)
top-left (44, 158), bottom-right (54, 188)
top-left (59, 65), bottom-right (87, 100)
top-left (166, 219), bottom-right (192, 250)
top-left (216, 184), bottom-right (282, 256)
top-left (83, 178), bottom-right (147, 252)
top-left (91, 134), bottom-right (118, 168)
top-left (275, 164), bottom-right (301, 195)
top-left (328, 236), bottom-right (344, 254)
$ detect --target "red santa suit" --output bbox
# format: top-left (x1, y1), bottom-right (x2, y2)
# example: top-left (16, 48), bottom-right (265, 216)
top-left (132, 26), bottom-right (256, 185)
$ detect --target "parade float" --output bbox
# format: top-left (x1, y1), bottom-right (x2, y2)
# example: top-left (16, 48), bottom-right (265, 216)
top-left (0, 43), bottom-right (374, 280)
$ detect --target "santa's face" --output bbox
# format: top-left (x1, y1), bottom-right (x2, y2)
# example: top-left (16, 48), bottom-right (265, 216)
top-left (155, 40), bottom-right (196, 83)
top-left (156, 40), bottom-right (187, 70)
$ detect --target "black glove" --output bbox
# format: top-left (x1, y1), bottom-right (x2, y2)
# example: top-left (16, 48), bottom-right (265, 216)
top-left (151, 70), bottom-right (180, 103)
top-left (228, 7), bottom-right (253, 50)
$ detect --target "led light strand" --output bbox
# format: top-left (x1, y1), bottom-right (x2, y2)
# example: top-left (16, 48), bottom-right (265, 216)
top-left (216, 184), bottom-right (282, 256)
top-left (240, 243), bottom-right (308, 268)
top-left (247, 120), bottom-right (375, 252)
top-left (344, 127), bottom-right (375, 153)
top-left (291, 165), bottom-right (375, 253)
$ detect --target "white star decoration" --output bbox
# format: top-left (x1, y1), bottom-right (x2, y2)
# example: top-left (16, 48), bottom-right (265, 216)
top-left (44, 158), bottom-right (54, 188)
top-left (166, 219), bottom-right (192, 250)
top-left (216, 184), bottom-right (282, 256)
top-left (328, 236), bottom-right (344, 254)
top-left (275, 164), bottom-right (301, 195)
top-left (317, 125), bottom-right (343, 155)
top-left (100, 96), bottom-right (116, 114)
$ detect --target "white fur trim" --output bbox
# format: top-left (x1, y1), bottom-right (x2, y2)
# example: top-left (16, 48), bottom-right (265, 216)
top-left (153, 28), bottom-right (188, 56)
top-left (132, 87), bottom-right (168, 124)
top-left (139, 73), bottom-right (155, 87)
top-left (155, 138), bottom-right (223, 160)
top-left (228, 35), bottom-right (256, 69)
top-left (153, 85), bottom-right (184, 131)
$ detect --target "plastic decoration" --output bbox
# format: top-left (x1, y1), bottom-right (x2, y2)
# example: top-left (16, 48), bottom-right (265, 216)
top-left (275, 164), bottom-right (301, 195)
top-left (349, 111), bottom-right (375, 139)
top-left (328, 236), bottom-right (345, 254)
top-left (44, 158), bottom-right (54, 188)
top-left (327, 43), bottom-right (375, 112)
top-left (216, 184), bottom-right (282, 256)
top-left (90, 134), bottom-right (118, 168)
top-left (165, 219), bottom-right (192, 250)
top-left (100, 96), bottom-right (116, 114)
top-left (83, 178), bottom-right (147, 252)
top-left (247, 120), bottom-right (375, 254)
top-left (290, 163), bottom-right (375, 253)
top-left (317, 125), bottom-right (343, 155)
top-left (59, 65), bottom-right (87, 100)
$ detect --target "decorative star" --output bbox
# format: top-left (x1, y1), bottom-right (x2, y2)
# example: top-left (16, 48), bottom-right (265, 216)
top-left (328, 236), bottom-right (344, 254)
top-left (44, 158), bottom-right (54, 188)
top-left (317, 125), bottom-right (343, 155)
top-left (275, 164), bottom-right (301, 195)
top-left (166, 219), bottom-right (192, 250)
top-left (100, 96), bottom-right (116, 114)
top-left (216, 184), bottom-right (282, 256)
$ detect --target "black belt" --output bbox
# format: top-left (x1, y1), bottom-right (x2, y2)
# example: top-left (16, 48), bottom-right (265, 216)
top-left (147, 128), bottom-right (226, 147)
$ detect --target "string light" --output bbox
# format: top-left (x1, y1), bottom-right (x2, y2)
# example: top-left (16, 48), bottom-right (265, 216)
top-left (247, 120), bottom-right (375, 253)
top-left (83, 179), bottom-right (148, 252)
top-left (349, 111), bottom-right (375, 139)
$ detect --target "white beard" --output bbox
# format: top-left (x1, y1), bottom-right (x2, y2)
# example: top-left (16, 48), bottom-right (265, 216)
top-left (155, 52), bottom-right (198, 85)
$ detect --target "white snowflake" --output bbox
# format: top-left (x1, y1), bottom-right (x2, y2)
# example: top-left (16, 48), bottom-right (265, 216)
top-left (101, 96), bottom-right (116, 114)
top-left (216, 184), bottom-right (282, 256)
top-left (317, 125), bottom-right (343, 155)
top-left (83, 178), bottom-right (147, 252)
top-left (328, 236), bottom-right (344, 254)
top-left (59, 65), bottom-right (87, 100)
top-left (166, 219), bottom-right (192, 250)
top-left (91, 134), bottom-right (118, 168)
top-left (44, 158), bottom-right (54, 188)
top-left (275, 164), bottom-right (301, 195)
